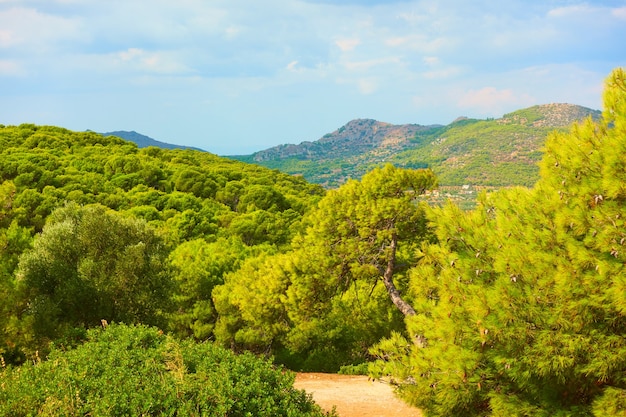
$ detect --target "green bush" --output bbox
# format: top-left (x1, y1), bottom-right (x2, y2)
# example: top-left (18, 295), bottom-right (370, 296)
top-left (0, 323), bottom-right (335, 417)
top-left (338, 363), bottom-right (369, 375)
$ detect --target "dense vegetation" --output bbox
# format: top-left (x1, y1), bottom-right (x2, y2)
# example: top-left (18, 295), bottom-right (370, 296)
top-left (0, 126), bottom-right (325, 359)
top-left (0, 68), bottom-right (624, 416)
top-left (369, 69), bottom-right (626, 415)
top-left (213, 164), bottom-right (437, 370)
top-left (0, 323), bottom-right (334, 416)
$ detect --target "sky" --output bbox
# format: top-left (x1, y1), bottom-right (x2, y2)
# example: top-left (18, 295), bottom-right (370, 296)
top-left (0, 0), bottom-right (625, 155)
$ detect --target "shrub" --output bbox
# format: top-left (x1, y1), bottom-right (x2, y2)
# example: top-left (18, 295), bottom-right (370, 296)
top-left (0, 323), bottom-right (335, 417)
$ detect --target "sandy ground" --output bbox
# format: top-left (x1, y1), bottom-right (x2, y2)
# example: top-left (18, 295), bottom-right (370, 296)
top-left (294, 373), bottom-right (422, 417)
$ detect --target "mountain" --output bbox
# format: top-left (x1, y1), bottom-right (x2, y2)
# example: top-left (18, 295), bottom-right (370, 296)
top-left (249, 119), bottom-right (441, 162)
top-left (231, 103), bottom-right (601, 188)
top-left (101, 130), bottom-right (205, 152)
top-left (392, 103), bottom-right (601, 187)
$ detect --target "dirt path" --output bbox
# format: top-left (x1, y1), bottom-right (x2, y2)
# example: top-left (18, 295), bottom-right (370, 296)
top-left (294, 373), bottom-right (422, 417)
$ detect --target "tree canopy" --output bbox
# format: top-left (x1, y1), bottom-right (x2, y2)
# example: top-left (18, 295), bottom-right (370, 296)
top-left (212, 164), bottom-right (437, 370)
top-left (15, 203), bottom-right (172, 348)
top-left (0, 125), bottom-right (324, 359)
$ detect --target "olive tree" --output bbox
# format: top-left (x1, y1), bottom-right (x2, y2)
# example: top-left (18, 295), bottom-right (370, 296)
top-left (16, 203), bottom-right (172, 348)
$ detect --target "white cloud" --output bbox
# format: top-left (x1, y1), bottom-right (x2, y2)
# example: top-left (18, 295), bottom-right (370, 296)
top-left (342, 56), bottom-right (400, 72)
top-left (385, 36), bottom-right (406, 47)
top-left (423, 56), bottom-right (439, 66)
top-left (0, 6), bottom-right (83, 50)
top-left (457, 87), bottom-right (534, 113)
top-left (117, 48), bottom-right (191, 74)
top-left (0, 59), bottom-right (22, 76)
top-left (335, 38), bottom-right (360, 51)
top-left (224, 26), bottom-right (242, 39)
top-left (0, 29), bottom-right (15, 47)
top-left (118, 48), bottom-right (143, 62)
top-left (70, 48), bottom-right (193, 77)
top-left (385, 34), bottom-right (451, 54)
top-left (547, 3), bottom-right (626, 24)
top-left (423, 66), bottom-right (462, 80)
top-left (547, 5), bottom-right (591, 18)
top-left (286, 60), bottom-right (299, 71)
top-left (613, 7), bottom-right (626, 20)
top-left (511, 64), bottom-right (605, 109)
top-left (396, 10), bottom-right (431, 25)
top-left (357, 78), bottom-right (378, 94)
top-left (336, 76), bottom-right (379, 95)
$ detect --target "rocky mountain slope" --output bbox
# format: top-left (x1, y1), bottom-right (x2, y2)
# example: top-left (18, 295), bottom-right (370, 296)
top-left (250, 119), bottom-right (440, 162)
top-left (231, 104), bottom-right (601, 188)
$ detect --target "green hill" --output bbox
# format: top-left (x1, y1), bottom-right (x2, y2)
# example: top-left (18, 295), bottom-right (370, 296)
top-left (231, 104), bottom-right (601, 188)
top-left (0, 123), bottom-right (323, 238)
top-left (0, 122), bottom-right (326, 363)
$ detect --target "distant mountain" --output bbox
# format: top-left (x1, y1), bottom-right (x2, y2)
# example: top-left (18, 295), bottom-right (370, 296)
top-left (249, 119), bottom-right (441, 162)
top-left (101, 130), bottom-right (205, 152)
top-left (392, 103), bottom-right (601, 187)
top-left (232, 120), bottom-right (442, 187)
top-left (231, 104), bottom-right (601, 188)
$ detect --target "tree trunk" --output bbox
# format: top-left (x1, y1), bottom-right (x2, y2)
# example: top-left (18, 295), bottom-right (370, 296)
top-left (382, 234), bottom-right (416, 317)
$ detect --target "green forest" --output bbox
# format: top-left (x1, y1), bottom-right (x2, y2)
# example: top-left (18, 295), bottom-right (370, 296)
top-left (0, 68), bottom-right (625, 416)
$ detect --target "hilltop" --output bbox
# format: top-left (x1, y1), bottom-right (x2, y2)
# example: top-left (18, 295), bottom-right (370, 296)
top-left (231, 103), bottom-right (601, 188)
top-left (249, 119), bottom-right (440, 162)
top-left (101, 130), bottom-right (206, 152)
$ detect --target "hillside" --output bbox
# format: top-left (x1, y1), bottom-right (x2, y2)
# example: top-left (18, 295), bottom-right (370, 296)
top-left (232, 120), bottom-right (440, 188)
top-left (0, 122), bottom-right (326, 363)
top-left (392, 103), bottom-right (601, 187)
top-left (101, 130), bottom-right (206, 152)
top-left (0, 124), bottom-right (324, 237)
top-left (249, 119), bottom-right (440, 162)
top-left (231, 103), bottom-right (600, 188)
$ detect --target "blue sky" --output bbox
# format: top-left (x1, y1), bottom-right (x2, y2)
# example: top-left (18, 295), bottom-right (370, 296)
top-left (0, 0), bottom-right (624, 154)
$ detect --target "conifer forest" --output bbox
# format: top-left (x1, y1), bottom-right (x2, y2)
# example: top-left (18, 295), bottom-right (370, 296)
top-left (0, 68), bottom-right (625, 416)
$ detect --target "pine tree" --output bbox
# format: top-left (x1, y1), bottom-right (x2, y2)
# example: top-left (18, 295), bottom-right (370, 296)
top-left (370, 68), bottom-right (626, 416)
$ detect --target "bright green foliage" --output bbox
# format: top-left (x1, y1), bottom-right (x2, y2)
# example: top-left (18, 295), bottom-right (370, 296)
top-left (0, 323), bottom-right (335, 417)
top-left (15, 203), bottom-right (172, 351)
top-left (287, 164), bottom-right (436, 319)
top-left (213, 248), bottom-right (403, 371)
top-left (370, 68), bottom-right (626, 416)
top-left (0, 125), bottom-right (323, 243)
top-left (0, 220), bottom-right (32, 360)
top-left (0, 181), bottom-right (34, 362)
top-left (213, 251), bottom-right (293, 353)
top-left (228, 208), bottom-right (301, 246)
top-left (284, 270), bottom-right (407, 372)
top-left (237, 184), bottom-right (291, 213)
top-left (0, 181), bottom-right (16, 227)
top-left (169, 237), bottom-right (251, 340)
top-left (0, 124), bottom-right (324, 357)
top-left (213, 239), bottom-right (403, 372)
top-left (213, 164), bottom-right (437, 370)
